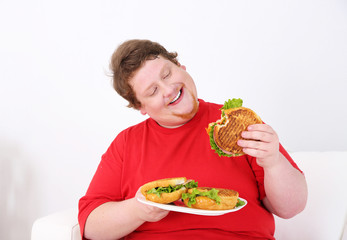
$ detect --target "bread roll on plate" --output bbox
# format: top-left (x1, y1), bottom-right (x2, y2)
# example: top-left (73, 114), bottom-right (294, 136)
top-left (141, 177), bottom-right (197, 204)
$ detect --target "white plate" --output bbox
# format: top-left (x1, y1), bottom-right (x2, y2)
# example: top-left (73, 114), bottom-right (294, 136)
top-left (137, 193), bottom-right (247, 216)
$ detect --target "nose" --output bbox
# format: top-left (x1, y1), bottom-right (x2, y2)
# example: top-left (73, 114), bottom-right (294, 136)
top-left (160, 82), bottom-right (175, 98)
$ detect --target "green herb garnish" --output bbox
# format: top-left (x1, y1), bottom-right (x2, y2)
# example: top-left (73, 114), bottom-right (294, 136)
top-left (236, 198), bottom-right (245, 207)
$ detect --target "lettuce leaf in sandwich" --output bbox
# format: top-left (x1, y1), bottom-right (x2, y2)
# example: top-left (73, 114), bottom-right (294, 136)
top-left (207, 98), bottom-right (243, 157)
top-left (182, 188), bottom-right (221, 207)
top-left (147, 180), bottom-right (198, 197)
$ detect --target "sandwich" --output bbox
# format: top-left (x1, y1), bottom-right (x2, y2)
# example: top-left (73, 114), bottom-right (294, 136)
top-left (206, 98), bottom-right (262, 157)
top-left (182, 187), bottom-right (245, 210)
top-left (140, 177), bottom-right (198, 204)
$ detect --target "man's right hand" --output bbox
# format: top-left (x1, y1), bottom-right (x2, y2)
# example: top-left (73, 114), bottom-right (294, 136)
top-left (134, 189), bottom-right (170, 222)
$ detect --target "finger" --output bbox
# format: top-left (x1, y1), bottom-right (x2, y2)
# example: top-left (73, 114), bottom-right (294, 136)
top-left (151, 210), bottom-right (170, 222)
top-left (238, 139), bottom-right (264, 149)
top-left (148, 206), bottom-right (169, 215)
top-left (238, 139), bottom-right (276, 154)
top-left (242, 147), bottom-right (268, 158)
top-left (247, 124), bottom-right (275, 133)
top-left (241, 130), bottom-right (275, 143)
top-left (140, 204), bottom-right (170, 222)
top-left (147, 206), bottom-right (170, 219)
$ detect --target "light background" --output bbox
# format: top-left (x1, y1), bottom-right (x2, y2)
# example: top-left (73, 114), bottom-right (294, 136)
top-left (1, 0), bottom-right (346, 239)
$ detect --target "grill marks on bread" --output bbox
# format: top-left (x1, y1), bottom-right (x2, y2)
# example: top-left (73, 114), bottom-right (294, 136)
top-left (213, 107), bottom-right (262, 155)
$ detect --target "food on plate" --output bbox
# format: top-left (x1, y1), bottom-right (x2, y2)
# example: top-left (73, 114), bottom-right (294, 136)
top-left (140, 178), bottom-right (246, 212)
top-left (206, 98), bottom-right (262, 157)
top-left (140, 177), bottom-right (198, 204)
top-left (182, 187), bottom-right (245, 210)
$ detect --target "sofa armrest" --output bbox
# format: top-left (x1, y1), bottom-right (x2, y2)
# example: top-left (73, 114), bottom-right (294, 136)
top-left (31, 208), bottom-right (81, 240)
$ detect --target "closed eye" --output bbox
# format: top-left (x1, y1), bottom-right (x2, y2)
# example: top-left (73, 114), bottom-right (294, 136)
top-left (164, 71), bottom-right (171, 79)
top-left (150, 86), bottom-right (157, 96)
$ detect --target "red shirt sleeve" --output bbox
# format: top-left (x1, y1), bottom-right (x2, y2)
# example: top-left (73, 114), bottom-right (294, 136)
top-left (248, 143), bottom-right (302, 200)
top-left (78, 131), bottom-right (125, 238)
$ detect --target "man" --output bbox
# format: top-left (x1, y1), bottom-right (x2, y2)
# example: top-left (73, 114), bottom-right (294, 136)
top-left (79, 39), bottom-right (307, 240)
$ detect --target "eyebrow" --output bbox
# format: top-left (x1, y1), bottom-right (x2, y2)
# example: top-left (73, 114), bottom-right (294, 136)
top-left (159, 62), bottom-right (170, 77)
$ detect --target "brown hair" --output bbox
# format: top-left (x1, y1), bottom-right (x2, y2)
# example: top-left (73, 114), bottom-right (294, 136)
top-left (110, 39), bottom-right (179, 109)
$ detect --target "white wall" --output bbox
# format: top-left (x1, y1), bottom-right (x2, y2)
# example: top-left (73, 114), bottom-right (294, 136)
top-left (0, 0), bottom-right (346, 239)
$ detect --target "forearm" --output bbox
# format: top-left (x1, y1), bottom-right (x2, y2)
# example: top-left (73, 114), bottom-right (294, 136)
top-left (84, 198), bottom-right (144, 240)
top-left (263, 153), bottom-right (308, 219)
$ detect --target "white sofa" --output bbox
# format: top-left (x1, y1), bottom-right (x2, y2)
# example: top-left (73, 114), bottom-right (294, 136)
top-left (31, 152), bottom-right (347, 240)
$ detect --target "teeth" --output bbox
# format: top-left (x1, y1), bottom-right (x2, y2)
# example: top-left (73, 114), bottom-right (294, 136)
top-left (170, 90), bottom-right (181, 104)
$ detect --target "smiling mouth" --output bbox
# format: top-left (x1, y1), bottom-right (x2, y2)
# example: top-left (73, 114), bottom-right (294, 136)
top-left (169, 89), bottom-right (182, 104)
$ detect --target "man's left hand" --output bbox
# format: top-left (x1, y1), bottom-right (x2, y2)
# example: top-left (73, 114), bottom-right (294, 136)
top-left (237, 124), bottom-right (280, 169)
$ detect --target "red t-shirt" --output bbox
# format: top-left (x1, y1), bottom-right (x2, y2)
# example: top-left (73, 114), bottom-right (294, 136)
top-left (78, 99), bottom-right (301, 240)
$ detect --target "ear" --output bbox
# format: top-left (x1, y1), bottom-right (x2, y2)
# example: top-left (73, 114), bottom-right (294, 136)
top-left (180, 65), bottom-right (186, 70)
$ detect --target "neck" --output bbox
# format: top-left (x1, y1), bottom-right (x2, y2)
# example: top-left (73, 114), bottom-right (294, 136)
top-left (158, 122), bottom-right (186, 128)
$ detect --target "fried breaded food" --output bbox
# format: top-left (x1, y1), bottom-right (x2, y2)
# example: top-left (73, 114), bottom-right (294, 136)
top-left (183, 187), bottom-right (239, 210)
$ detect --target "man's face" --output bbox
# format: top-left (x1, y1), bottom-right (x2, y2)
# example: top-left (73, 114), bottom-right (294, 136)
top-left (130, 56), bottom-right (199, 128)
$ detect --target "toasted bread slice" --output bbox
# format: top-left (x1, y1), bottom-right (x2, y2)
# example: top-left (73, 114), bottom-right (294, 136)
top-left (213, 107), bottom-right (262, 156)
top-left (183, 187), bottom-right (239, 210)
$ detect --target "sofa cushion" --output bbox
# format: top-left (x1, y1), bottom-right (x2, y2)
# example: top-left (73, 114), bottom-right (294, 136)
top-left (274, 152), bottom-right (347, 240)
